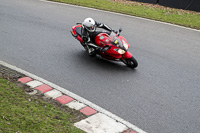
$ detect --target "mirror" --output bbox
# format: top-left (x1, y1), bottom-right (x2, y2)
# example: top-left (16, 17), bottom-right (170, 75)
top-left (119, 27), bottom-right (122, 33)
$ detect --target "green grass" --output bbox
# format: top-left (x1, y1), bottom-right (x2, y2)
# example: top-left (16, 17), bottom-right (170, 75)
top-left (50, 0), bottom-right (200, 29)
top-left (0, 78), bottom-right (84, 133)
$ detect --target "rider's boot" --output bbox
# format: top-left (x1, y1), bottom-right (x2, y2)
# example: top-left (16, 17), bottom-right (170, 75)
top-left (88, 47), bottom-right (96, 57)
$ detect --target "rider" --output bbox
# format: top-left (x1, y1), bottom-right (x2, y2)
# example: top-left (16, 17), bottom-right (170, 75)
top-left (81, 17), bottom-right (117, 56)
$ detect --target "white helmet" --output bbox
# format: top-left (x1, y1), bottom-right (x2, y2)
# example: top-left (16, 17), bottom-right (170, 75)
top-left (82, 18), bottom-right (96, 32)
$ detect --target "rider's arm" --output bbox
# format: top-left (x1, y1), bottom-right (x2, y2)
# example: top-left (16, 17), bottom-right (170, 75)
top-left (96, 21), bottom-right (118, 34)
top-left (96, 22), bottom-right (112, 32)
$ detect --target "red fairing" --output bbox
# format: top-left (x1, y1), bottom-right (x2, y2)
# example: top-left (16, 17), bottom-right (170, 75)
top-left (95, 33), bottom-right (111, 47)
top-left (72, 25), bottom-right (83, 43)
top-left (123, 51), bottom-right (132, 59)
top-left (99, 46), bottom-right (122, 60)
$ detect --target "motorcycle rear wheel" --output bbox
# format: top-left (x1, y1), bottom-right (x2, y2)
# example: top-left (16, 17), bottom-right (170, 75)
top-left (122, 56), bottom-right (138, 69)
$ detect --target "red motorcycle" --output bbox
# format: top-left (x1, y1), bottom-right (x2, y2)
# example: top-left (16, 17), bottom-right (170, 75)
top-left (71, 24), bottom-right (138, 68)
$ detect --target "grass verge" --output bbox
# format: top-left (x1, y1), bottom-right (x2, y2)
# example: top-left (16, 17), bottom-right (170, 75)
top-left (50, 0), bottom-right (200, 30)
top-left (0, 78), bottom-right (85, 133)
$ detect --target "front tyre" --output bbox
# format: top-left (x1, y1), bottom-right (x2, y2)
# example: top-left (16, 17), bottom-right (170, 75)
top-left (122, 56), bottom-right (138, 68)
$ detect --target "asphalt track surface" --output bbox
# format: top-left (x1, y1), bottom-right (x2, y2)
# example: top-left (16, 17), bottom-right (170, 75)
top-left (1, 0), bottom-right (200, 132)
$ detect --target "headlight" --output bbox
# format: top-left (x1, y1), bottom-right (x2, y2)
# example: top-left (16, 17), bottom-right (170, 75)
top-left (114, 49), bottom-right (126, 54)
top-left (122, 39), bottom-right (128, 50)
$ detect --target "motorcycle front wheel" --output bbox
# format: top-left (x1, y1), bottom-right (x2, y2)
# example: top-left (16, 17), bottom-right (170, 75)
top-left (122, 56), bottom-right (138, 69)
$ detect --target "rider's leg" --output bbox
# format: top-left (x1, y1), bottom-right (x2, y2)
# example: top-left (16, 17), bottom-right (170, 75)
top-left (87, 43), bottom-right (97, 57)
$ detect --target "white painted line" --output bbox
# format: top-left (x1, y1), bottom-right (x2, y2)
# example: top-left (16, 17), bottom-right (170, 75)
top-left (26, 80), bottom-right (43, 88)
top-left (44, 89), bottom-right (62, 99)
top-left (66, 100), bottom-right (87, 110)
top-left (75, 113), bottom-right (128, 133)
top-left (0, 60), bottom-right (147, 133)
top-left (40, 0), bottom-right (200, 33)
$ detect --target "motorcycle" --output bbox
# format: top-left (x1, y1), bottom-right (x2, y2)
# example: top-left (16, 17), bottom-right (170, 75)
top-left (70, 24), bottom-right (138, 68)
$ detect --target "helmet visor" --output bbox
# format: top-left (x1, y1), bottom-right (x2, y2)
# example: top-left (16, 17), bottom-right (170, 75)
top-left (86, 26), bottom-right (95, 31)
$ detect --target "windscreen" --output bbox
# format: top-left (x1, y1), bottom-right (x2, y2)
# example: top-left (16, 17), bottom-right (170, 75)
top-left (109, 32), bottom-right (123, 48)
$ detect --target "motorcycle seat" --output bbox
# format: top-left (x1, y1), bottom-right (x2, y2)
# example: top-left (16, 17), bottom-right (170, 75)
top-left (75, 27), bottom-right (82, 37)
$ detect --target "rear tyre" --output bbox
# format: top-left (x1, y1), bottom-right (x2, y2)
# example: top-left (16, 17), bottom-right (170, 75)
top-left (122, 56), bottom-right (138, 69)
